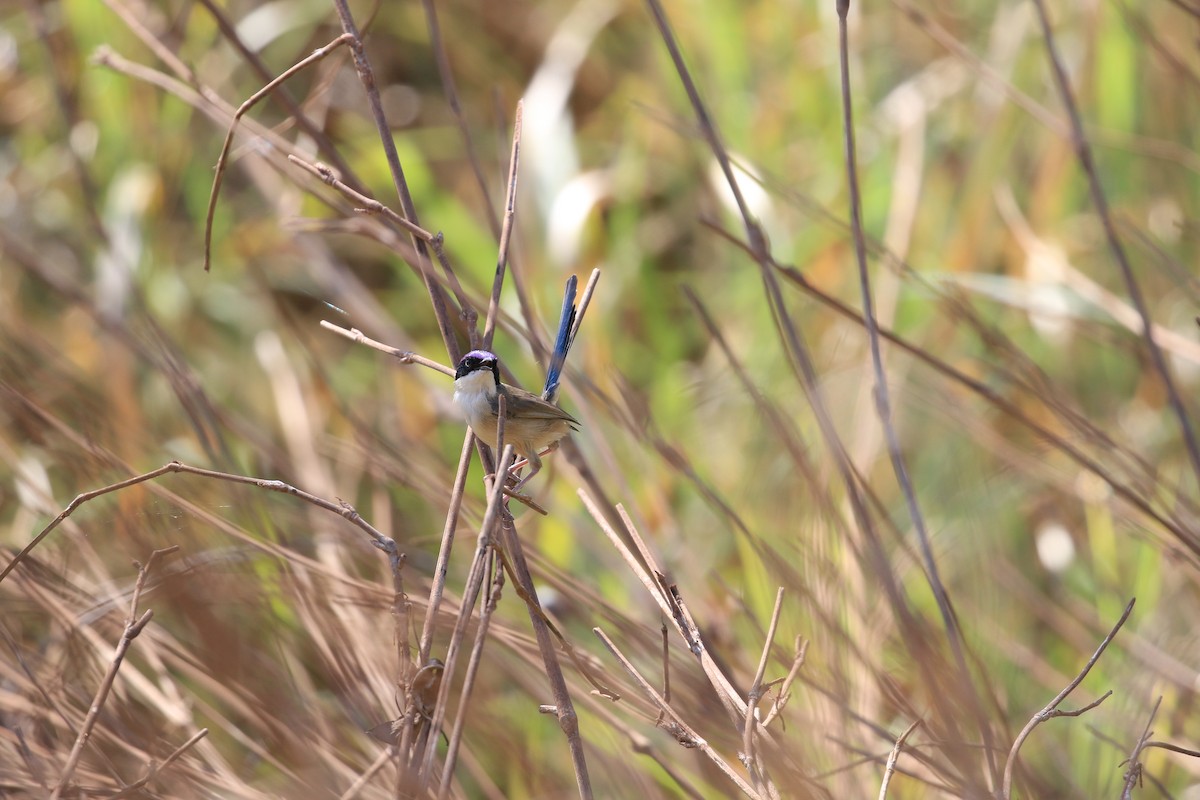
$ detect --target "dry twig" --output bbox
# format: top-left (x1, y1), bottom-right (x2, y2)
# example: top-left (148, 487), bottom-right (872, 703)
top-left (49, 547), bottom-right (181, 800)
top-left (878, 719), bottom-right (922, 800)
top-left (1001, 598), bottom-right (1134, 799)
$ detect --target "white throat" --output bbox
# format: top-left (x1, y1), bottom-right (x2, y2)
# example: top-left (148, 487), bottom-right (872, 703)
top-left (453, 369), bottom-right (498, 430)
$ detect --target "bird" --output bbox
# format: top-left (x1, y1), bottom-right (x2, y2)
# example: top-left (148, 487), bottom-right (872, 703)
top-left (452, 349), bottom-right (578, 493)
top-left (453, 276), bottom-right (582, 493)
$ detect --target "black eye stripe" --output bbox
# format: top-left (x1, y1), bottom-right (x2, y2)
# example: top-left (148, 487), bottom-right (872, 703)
top-left (457, 354), bottom-right (497, 375)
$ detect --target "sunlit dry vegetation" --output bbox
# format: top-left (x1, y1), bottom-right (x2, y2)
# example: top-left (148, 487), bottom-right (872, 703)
top-left (2, 0), bottom-right (1199, 796)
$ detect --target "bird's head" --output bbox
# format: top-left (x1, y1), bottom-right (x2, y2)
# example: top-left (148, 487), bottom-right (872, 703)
top-left (454, 350), bottom-right (500, 388)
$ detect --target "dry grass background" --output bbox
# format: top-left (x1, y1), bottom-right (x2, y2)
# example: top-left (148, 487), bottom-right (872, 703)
top-left (1, 0), bottom-right (1199, 797)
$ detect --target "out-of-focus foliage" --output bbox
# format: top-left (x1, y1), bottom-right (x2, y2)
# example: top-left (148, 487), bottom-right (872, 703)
top-left (2, 0), bottom-right (1199, 796)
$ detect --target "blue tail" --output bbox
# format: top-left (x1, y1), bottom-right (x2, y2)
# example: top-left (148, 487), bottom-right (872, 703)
top-left (542, 275), bottom-right (578, 401)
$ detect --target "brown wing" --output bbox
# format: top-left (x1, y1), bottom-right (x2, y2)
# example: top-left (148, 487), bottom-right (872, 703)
top-left (494, 384), bottom-right (579, 428)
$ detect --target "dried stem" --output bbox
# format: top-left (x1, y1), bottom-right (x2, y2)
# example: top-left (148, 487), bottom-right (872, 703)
top-left (593, 626), bottom-right (766, 800)
top-left (415, 443), bottom-right (516, 789)
top-left (760, 637), bottom-right (809, 729)
top-left (482, 102), bottom-right (523, 349)
top-left (1001, 598), bottom-right (1135, 799)
top-left (1031, 0), bottom-right (1200, 484)
top-left (834, 0), bottom-right (994, 783)
top-left (579, 492), bottom-right (796, 791)
top-left (193, 0), bottom-right (359, 185)
top-left (570, 268), bottom-right (603, 346)
top-left (418, 0), bottom-right (500, 238)
top-left (49, 547), bottom-right (178, 800)
top-left (878, 719), bottom-right (922, 800)
top-left (493, 512), bottom-right (594, 798)
top-left (328, 0), bottom-right (460, 363)
top-left (318, 322), bottom-right (455, 377)
top-left (418, 432), bottom-right (477, 663)
top-left (203, 34), bottom-right (354, 271)
top-left (106, 728), bottom-right (210, 800)
top-left (339, 745), bottom-right (395, 800)
top-left (1121, 696), bottom-right (1161, 800)
top-left (288, 153), bottom-right (439, 244)
top-left (437, 557), bottom-right (505, 800)
top-left (2, 461), bottom-right (399, 582)
top-left (742, 587), bottom-right (785, 788)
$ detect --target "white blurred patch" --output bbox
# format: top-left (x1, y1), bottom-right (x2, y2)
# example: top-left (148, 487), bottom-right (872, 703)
top-left (1147, 197), bottom-right (1183, 245)
top-left (524, 0), bottom-right (619, 219)
top-left (991, 184), bottom-right (1075, 345)
top-left (14, 453), bottom-right (54, 515)
top-left (69, 121), bottom-right (98, 161)
top-left (1074, 470), bottom-right (1111, 504)
top-left (236, 0), bottom-right (329, 52)
top-left (706, 157), bottom-right (782, 254)
top-left (877, 58), bottom-right (967, 132)
top-left (547, 170), bottom-right (610, 267)
top-left (1035, 520), bottom-right (1075, 574)
top-left (96, 165), bottom-right (157, 319)
top-left (0, 27), bottom-right (17, 74)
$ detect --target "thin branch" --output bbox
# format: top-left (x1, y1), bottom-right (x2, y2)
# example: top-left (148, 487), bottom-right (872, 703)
top-left (329, 0), bottom-right (460, 364)
top-left (569, 268), bottom-right (602, 348)
top-left (418, 432), bottom-right (476, 663)
top-left (1031, 0), bottom-right (1200, 483)
top-left (642, 0), bottom-right (765, 257)
top-left (659, 619), bottom-right (671, 718)
top-left (50, 547), bottom-right (177, 800)
top-left (482, 102), bottom-right (523, 349)
top-left (1142, 740), bottom-right (1200, 759)
top-left (339, 744), bottom-right (396, 800)
top-left (593, 627), bottom-right (766, 800)
top-left (193, 0), bottom-right (360, 188)
top-left (1, 461), bottom-right (399, 585)
top-left (878, 719), bottom-right (922, 800)
top-left (760, 637), bottom-right (809, 729)
top-left (1001, 597), bottom-right (1135, 799)
top-left (705, 216), bottom-right (1199, 555)
top-left (437, 557), bottom-right (505, 800)
top-left (586, 698), bottom-right (707, 800)
top-left (418, 0), bottom-right (500, 238)
top-left (288, 153), bottom-right (438, 243)
top-left (492, 511), bottom-right (595, 798)
top-left (834, 0), bottom-right (995, 782)
top-left (636, 5), bottom-right (947, 778)
top-left (580, 492), bottom-right (805, 797)
top-left (1122, 696), bottom-right (1162, 800)
top-left (290, 153), bottom-right (478, 327)
top-left (106, 728), bottom-right (210, 799)
top-left (318, 322), bottom-right (455, 377)
top-left (204, 34), bottom-right (354, 271)
top-left (415, 442), bottom-right (515, 788)
top-left (742, 587), bottom-right (785, 787)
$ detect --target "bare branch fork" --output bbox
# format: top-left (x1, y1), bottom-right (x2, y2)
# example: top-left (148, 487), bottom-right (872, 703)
top-left (203, 33), bottom-right (355, 272)
top-left (743, 587), bottom-right (786, 792)
top-left (1120, 696), bottom-right (1161, 800)
top-left (1001, 597), bottom-right (1135, 800)
top-left (594, 626), bottom-right (769, 800)
top-left (1, 460), bottom-right (406, 586)
top-left (579, 492), bottom-right (815, 798)
top-left (878, 719), bottom-right (922, 800)
top-left (48, 546), bottom-right (204, 800)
